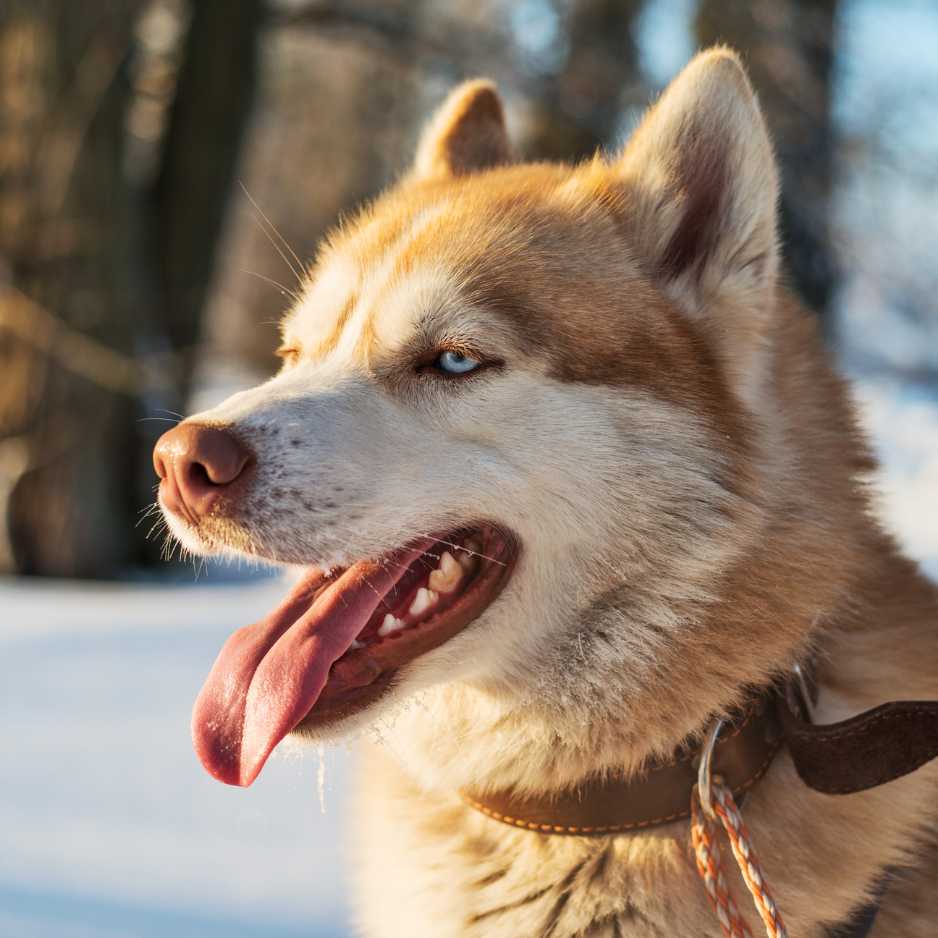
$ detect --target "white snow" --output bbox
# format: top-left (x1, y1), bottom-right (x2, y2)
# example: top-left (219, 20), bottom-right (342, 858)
top-left (0, 576), bottom-right (353, 937)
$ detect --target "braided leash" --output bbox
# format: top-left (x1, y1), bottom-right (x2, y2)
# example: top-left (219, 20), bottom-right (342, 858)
top-left (691, 779), bottom-right (789, 938)
top-left (690, 791), bottom-right (754, 938)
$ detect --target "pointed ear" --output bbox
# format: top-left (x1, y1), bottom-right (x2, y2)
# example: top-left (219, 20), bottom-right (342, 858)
top-left (413, 80), bottom-right (512, 180)
top-left (617, 49), bottom-right (779, 312)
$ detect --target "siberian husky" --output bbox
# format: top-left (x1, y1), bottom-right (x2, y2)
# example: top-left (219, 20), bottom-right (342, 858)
top-left (154, 49), bottom-right (938, 937)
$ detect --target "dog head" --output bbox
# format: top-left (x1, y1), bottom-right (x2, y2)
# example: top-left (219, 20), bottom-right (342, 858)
top-left (155, 50), bottom-right (833, 791)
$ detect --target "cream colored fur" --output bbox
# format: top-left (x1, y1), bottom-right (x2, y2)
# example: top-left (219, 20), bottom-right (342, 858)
top-left (162, 50), bottom-right (938, 936)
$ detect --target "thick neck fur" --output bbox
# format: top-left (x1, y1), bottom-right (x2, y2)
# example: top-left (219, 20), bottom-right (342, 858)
top-left (377, 294), bottom-right (906, 798)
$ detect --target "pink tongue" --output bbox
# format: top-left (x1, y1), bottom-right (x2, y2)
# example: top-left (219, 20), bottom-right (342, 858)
top-left (192, 550), bottom-right (422, 787)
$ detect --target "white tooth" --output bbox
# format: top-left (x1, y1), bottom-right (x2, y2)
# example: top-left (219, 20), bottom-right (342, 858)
top-left (428, 551), bottom-right (462, 593)
top-left (350, 639), bottom-right (364, 650)
top-left (378, 614), bottom-right (405, 637)
top-left (409, 587), bottom-right (438, 617)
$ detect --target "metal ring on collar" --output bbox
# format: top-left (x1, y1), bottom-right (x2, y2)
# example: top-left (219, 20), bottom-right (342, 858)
top-left (790, 662), bottom-right (815, 722)
top-left (697, 717), bottom-right (726, 819)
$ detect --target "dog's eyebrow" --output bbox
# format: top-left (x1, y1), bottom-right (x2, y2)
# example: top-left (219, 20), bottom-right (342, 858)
top-left (410, 301), bottom-right (454, 338)
top-left (364, 312), bottom-right (447, 370)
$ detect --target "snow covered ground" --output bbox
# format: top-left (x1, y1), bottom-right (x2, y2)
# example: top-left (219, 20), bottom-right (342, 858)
top-left (2, 376), bottom-right (936, 938)
top-left (1, 576), bottom-right (354, 938)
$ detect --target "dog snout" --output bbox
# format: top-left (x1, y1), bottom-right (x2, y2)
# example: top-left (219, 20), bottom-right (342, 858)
top-left (153, 424), bottom-right (251, 522)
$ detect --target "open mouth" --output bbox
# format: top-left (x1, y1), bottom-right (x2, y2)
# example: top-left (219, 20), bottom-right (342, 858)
top-left (192, 523), bottom-right (517, 786)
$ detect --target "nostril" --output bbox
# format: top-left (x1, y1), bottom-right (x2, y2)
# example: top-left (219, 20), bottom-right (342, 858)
top-left (197, 429), bottom-right (249, 486)
top-left (184, 460), bottom-right (215, 490)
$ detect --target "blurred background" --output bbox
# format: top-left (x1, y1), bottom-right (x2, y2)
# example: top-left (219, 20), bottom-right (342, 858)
top-left (1, 0), bottom-right (936, 935)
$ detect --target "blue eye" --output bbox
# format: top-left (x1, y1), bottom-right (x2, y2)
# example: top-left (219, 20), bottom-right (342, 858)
top-left (436, 350), bottom-right (480, 375)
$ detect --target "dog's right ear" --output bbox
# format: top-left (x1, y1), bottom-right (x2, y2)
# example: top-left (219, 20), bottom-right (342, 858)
top-left (413, 80), bottom-right (512, 180)
top-left (615, 48), bottom-right (779, 316)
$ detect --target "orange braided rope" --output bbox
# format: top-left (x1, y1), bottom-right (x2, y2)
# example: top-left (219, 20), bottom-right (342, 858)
top-left (690, 793), bottom-right (754, 938)
top-left (691, 780), bottom-right (789, 938)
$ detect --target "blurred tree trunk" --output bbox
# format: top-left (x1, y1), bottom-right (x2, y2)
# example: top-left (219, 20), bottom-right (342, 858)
top-left (696, 0), bottom-right (839, 326)
top-left (154, 0), bottom-right (264, 400)
top-left (0, 0), bottom-right (142, 576)
top-left (0, 0), bottom-right (261, 576)
top-left (524, 0), bottom-right (646, 161)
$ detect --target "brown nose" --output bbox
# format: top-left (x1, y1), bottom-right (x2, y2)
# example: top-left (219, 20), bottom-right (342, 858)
top-left (153, 423), bottom-right (251, 523)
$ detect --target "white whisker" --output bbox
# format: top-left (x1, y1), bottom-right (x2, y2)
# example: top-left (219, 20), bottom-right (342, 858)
top-left (239, 182), bottom-right (306, 285)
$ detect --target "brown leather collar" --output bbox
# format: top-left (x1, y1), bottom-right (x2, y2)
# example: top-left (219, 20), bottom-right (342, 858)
top-left (462, 676), bottom-right (938, 836)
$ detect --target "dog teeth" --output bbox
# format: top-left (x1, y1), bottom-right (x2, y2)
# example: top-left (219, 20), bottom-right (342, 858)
top-left (428, 551), bottom-right (462, 594)
top-left (441, 549), bottom-right (462, 578)
top-left (409, 587), bottom-right (437, 617)
top-left (371, 543), bottom-right (483, 637)
top-left (378, 614), bottom-right (405, 637)
top-left (350, 639), bottom-right (364, 650)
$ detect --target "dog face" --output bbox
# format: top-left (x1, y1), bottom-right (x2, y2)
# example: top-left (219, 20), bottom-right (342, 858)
top-left (156, 51), bottom-right (790, 789)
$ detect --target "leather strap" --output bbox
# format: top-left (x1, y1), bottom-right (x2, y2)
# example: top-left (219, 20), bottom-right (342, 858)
top-left (462, 689), bottom-right (784, 835)
top-left (461, 681), bottom-right (938, 836)
top-left (782, 700), bottom-right (938, 794)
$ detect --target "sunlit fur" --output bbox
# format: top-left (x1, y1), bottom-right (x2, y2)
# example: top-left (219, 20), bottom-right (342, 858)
top-left (161, 50), bottom-right (938, 937)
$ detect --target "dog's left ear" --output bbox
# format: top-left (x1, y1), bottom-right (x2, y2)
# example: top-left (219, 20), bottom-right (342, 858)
top-left (617, 48), bottom-right (779, 315)
top-left (413, 80), bottom-right (512, 180)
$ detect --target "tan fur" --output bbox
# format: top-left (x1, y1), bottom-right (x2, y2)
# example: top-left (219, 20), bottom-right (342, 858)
top-left (163, 50), bottom-right (938, 936)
